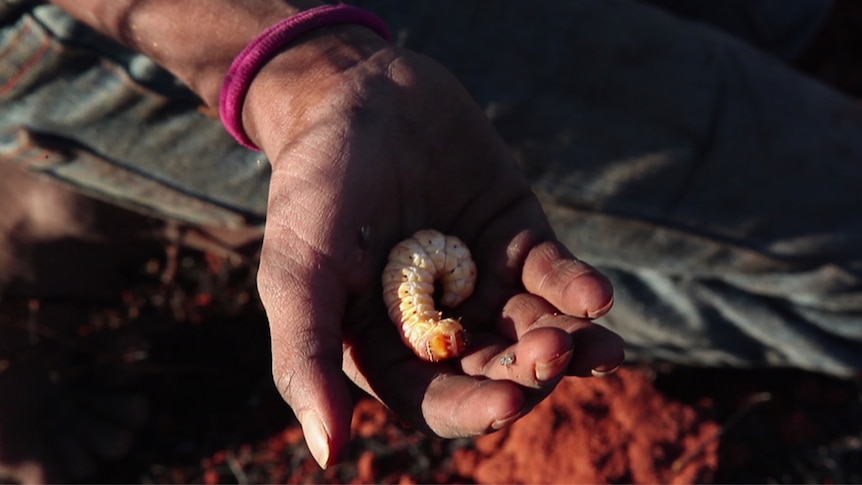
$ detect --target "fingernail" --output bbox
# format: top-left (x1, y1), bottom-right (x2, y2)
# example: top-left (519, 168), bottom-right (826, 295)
top-left (587, 296), bottom-right (614, 319)
top-left (300, 411), bottom-right (331, 469)
top-left (591, 362), bottom-right (622, 377)
top-left (491, 409), bottom-right (523, 430)
top-left (535, 349), bottom-right (573, 383)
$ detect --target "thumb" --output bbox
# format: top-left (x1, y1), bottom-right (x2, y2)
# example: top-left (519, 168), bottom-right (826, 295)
top-left (258, 261), bottom-right (352, 469)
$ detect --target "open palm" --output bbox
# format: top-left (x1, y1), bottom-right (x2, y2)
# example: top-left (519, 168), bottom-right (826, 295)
top-left (246, 45), bottom-right (624, 468)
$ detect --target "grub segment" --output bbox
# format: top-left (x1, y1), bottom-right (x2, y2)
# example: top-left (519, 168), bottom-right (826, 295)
top-left (381, 229), bottom-right (477, 361)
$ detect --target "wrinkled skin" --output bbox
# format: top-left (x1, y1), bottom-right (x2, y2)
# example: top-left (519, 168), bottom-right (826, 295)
top-left (244, 34), bottom-right (625, 467)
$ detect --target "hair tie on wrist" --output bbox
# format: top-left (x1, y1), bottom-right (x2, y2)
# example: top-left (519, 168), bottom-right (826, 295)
top-left (219, 3), bottom-right (391, 151)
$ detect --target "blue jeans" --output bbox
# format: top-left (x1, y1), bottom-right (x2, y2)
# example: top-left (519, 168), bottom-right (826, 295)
top-left (3, 0), bottom-right (861, 376)
top-left (0, 0), bottom-right (270, 227)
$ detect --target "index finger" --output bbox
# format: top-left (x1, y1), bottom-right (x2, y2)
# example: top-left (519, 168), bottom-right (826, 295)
top-left (522, 241), bottom-right (614, 319)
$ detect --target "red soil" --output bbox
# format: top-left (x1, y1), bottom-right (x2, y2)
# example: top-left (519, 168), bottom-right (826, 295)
top-left (216, 366), bottom-right (720, 484)
top-left (455, 368), bottom-right (718, 484)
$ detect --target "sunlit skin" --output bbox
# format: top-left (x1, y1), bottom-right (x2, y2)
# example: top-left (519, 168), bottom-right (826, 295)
top-left (47, 0), bottom-right (626, 471)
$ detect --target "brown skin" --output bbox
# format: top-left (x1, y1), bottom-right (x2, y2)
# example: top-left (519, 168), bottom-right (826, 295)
top-left (51, 0), bottom-right (625, 469)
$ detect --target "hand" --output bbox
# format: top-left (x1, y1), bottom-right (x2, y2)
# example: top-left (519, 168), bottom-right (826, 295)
top-left (244, 31), bottom-right (625, 468)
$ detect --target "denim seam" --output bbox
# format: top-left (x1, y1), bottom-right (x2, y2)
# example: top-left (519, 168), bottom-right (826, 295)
top-left (0, 18), bottom-right (52, 96)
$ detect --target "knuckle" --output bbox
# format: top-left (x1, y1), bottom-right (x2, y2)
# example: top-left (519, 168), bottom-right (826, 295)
top-left (272, 365), bottom-right (299, 403)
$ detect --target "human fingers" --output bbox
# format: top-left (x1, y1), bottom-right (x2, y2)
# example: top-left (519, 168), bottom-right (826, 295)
top-left (257, 248), bottom-right (353, 469)
top-left (458, 327), bottom-right (573, 387)
top-left (460, 293), bottom-right (624, 385)
top-left (500, 293), bottom-right (625, 376)
top-left (342, 313), bottom-right (527, 438)
top-left (522, 241), bottom-right (615, 319)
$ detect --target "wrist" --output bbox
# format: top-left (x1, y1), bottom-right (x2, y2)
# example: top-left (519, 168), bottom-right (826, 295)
top-left (51, 0), bottom-right (394, 153)
top-left (221, 5), bottom-right (392, 151)
top-left (50, 0), bottom-right (325, 107)
top-left (241, 24), bottom-right (395, 156)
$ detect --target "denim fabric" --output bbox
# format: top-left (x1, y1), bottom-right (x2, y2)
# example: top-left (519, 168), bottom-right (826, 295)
top-left (358, 0), bottom-right (860, 376)
top-left (2, 0), bottom-right (860, 375)
top-left (637, 0), bottom-right (833, 59)
top-left (0, 0), bottom-right (270, 227)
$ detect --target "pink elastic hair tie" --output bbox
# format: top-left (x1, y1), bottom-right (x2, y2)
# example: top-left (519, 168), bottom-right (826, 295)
top-left (219, 3), bottom-right (391, 150)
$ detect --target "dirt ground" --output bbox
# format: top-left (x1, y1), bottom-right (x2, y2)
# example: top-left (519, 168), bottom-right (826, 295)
top-left (2, 1), bottom-right (862, 483)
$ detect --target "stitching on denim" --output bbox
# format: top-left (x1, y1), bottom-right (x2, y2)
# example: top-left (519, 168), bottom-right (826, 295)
top-left (0, 17), bottom-right (52, 96)
top-left (0, 16), bottom-right (31, 61)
